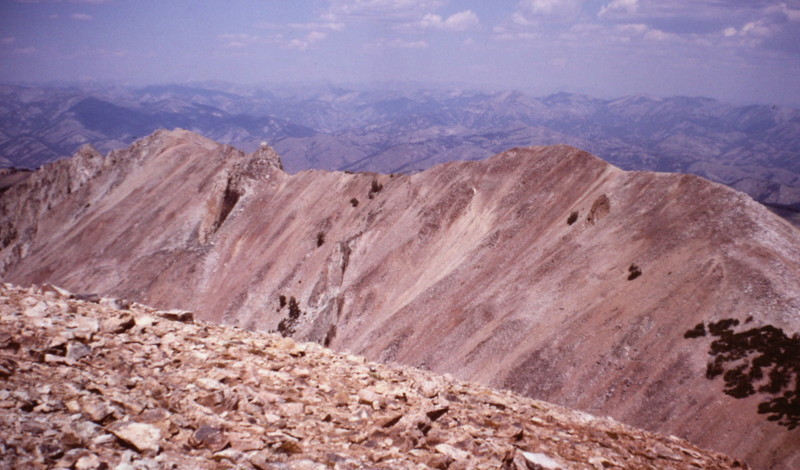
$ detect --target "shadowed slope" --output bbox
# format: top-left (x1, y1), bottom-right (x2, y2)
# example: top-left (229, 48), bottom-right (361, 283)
top-left (1, 129), bottom-right (799, 469)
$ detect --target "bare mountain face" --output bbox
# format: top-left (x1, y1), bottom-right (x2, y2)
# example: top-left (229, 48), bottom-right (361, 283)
top-left (1, 129), bottom-right (799, 469)
top-left (1, 84), bottom-right (798, 219)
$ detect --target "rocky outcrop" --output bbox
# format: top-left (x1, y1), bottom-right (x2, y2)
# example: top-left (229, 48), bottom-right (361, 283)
top-left (0, 282), bottom-right (745, 469)
top-left (4, 85), bottom-right (800, 217)
top-left (0, 144), bottom-right (103, 273)
top-left (0, 168), bottom-right (33, 194)
top-left (198, 142), bottom-right (285, 244)
top-left (1, 129), bottom-right (799, 469)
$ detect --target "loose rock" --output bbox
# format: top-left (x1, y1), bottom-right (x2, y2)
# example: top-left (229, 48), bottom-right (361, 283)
top-left (109, 422), bottom-right (161, 453)
top-left (0, 283), bottom-right (746, 469)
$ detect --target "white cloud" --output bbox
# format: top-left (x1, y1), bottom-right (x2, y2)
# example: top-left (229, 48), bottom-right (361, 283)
top-left (287, 22), bottom-right (346, 32)
top-left (13, 0), bottom-right (111, 3)
top-left (599, 0), bottom-right (639, 18)
top-left (766, 3), bottom-right (800, 22)
top-left (596, 0), bottom-right (796, 32)
top-left (326, 0), bottom-right (447, 20)
top-left (218, 30), bottom-right (329, 51)
top-left (416, 13), bottom-right (442, 28)
top-left (741, 19), bottom-right (773, 37)
top-left (593, 0), bottom-right (800, 53)
top-left (257, 21), bottom-right (345, 33)
top-left (719, 18), bottom-right (777, 39)
top-left (492, 26), bottom-right (540, 41)
top-left (370, 37), bottom-right (429, 48)
top-left (69, 13), bottom-right (93, 21)
top-left (307, 31), bottom-right (327, 42)
top-left (522, 0), bottom-right (558, 15)
top-left (287, 31), bottom-right (328, 50)
top-left (510, 12), bottom-right (535, 26)
top-left (1, 37), bottom-right (16, 45)
top-left (89, 47), bottom-right (127, 57)
top-left (518, 0), bottom-right (583, 17)
top-left (13, 46), bottom-right (37, 54)
top-left (218, 33), bottom-right (261, 49)
top-left (417, 10), bottom-right (479, 31)
top-left (614, 23), bottom-right (648, 35)
top-left (255, 20), bottom-right (343, 50)
top-left (510, 0), bottom-right (584, 27)
top-left (644, 28), bottom-right (675, 41)
top-left (569, 23), bottom-right (603, 34)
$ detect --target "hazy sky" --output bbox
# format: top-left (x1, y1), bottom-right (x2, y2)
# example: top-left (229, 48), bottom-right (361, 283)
top-left (1, 0), bottom-right (799, 105)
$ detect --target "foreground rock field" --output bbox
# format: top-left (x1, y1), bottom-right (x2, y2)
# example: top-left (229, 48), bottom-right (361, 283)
top-left (0, 283), bottom-right (747, 469)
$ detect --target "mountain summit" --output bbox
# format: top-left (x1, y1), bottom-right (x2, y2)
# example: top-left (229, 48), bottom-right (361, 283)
top-left (1, 129), bottom-right (799, 469)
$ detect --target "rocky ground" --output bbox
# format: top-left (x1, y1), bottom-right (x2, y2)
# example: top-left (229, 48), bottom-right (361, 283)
top-left (0, 283), bottom-right (747, 469)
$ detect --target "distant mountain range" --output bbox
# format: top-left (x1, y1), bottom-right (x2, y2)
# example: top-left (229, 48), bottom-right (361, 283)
top-left (1, 83), bottom-right (799, 217)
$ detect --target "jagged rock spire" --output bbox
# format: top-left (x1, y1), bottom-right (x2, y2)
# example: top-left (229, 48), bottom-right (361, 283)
top-left (242, 142), bottom-right (285, 177)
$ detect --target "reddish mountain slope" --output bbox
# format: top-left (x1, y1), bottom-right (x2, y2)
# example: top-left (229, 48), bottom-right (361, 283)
top-left (1, 129), bottom-right (798, 469)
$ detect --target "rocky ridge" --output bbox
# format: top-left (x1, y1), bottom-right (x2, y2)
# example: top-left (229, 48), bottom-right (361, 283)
top-left (1, 129), bottom-right (799, 469)
top-left (2, 84), bottom-right (799, 214)
top-left (0, 282), bottom-right (745, 469)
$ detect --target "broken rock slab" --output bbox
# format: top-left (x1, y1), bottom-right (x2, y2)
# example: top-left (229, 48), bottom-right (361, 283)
top-left (109, 422), bottom-right (161, 454)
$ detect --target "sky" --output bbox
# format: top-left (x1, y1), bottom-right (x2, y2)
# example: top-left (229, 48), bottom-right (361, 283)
top-left (1, 0), bottom-right (799, 106)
